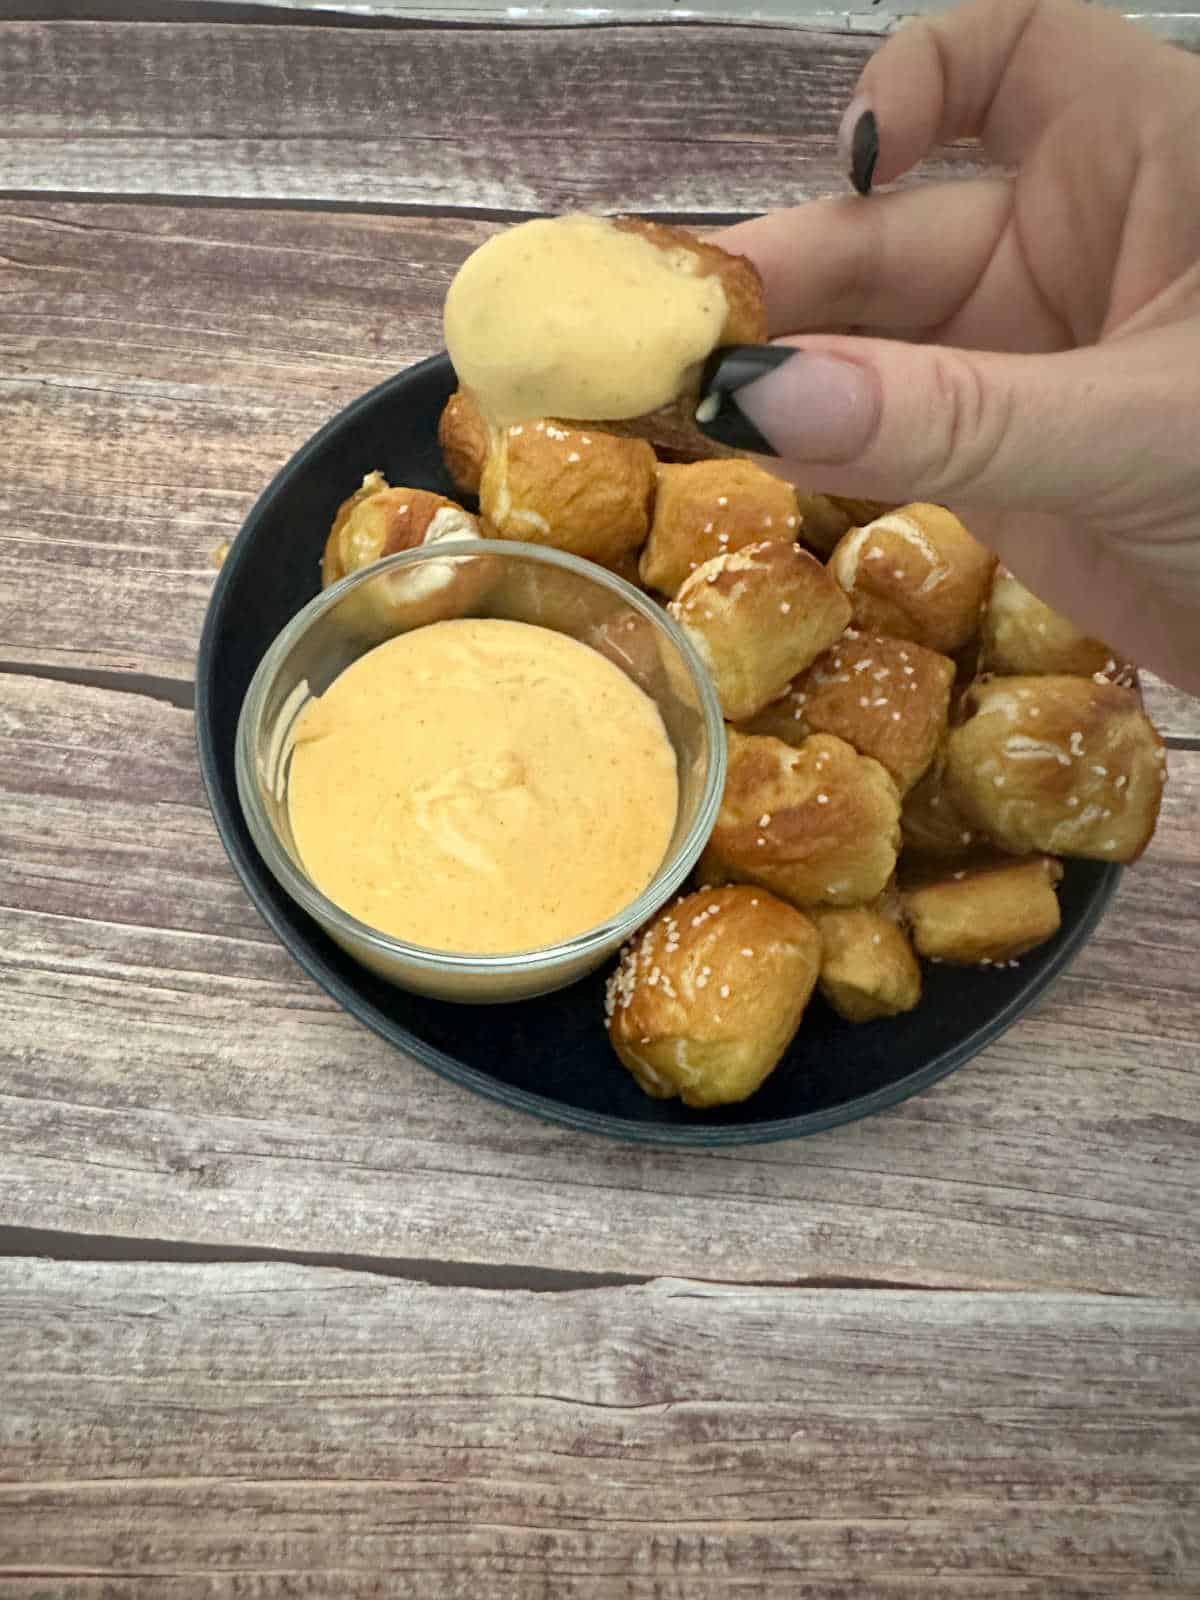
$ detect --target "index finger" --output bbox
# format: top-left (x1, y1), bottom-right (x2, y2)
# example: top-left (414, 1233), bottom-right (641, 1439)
top-left (856, 0), bottom-right (1169, 183)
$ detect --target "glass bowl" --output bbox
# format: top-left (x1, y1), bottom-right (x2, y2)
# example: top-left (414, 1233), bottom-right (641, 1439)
top-left (235, 538), bottom-right (726, 1003)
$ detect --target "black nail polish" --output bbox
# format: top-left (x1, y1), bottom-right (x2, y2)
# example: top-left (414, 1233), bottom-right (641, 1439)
top-left (694, 344), bottom-right (793, 455)
top-left (850, 109), bottom-right (878, 196)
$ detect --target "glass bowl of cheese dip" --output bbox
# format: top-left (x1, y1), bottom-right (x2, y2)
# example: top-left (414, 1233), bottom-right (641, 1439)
top-left (236, 539), bottom-right (725, 1003)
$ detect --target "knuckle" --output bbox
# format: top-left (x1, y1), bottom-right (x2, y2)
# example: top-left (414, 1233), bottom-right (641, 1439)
top-left (918, 350), bottom-right (1011, 499)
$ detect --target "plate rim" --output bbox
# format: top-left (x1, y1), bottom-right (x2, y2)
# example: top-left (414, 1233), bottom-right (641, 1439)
top-left (194, 353), bottom-right (1123, 1147)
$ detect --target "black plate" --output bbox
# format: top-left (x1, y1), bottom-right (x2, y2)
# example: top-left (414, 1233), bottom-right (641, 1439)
top-left (195, 353), bottom-right (1120, 1145)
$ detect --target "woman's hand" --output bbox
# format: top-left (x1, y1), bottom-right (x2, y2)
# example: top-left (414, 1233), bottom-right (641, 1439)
top-left (707, 0), bottom-right (1200, 692)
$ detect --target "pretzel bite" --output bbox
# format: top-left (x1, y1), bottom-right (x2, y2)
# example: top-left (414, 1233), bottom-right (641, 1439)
top-left (640, 459), bottom-right (803, 597)
top-left (944, 676), bottom-right (1166, 862)
top-left (612, 218), bottom-right (765, 344)
top-left (588, 218), bottom-right (768, 458)
top-left (739, 631), bottom-right (955, 795)
top-left (900, 753), bottom-right (982, 858)
top-left (437, 388), bottom-right (490, 497)
top-left (699, 730), bottom-right (901, 910)
top-left (606, 885), bottom-right (819, 1107)
top-left (669, 542), bottom-right (851, 721)
top-left (321, 472), bottom-right (483, 587)
top-left (903, 857), bottom-right (1064, 966)
top-left (829, 503), bottom-right (996, 653)
top-left (479, 421), bottom-right (656, 569)
top-left (980, 567), bottom-right (1132, 680)
top-left (813, 905), bottom-right (922, 1023)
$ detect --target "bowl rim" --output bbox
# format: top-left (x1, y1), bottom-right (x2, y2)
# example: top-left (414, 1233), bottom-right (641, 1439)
top-left (234, 534), bottom-right (727, 976)
top-left (195, 353), bottom-right (1124, 1146)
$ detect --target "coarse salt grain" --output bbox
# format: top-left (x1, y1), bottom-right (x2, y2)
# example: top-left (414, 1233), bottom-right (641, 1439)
top-left (759, 814), bottom-right (771, 827)
top-left (717, 496), bottom-right (728, 507)
top-left (780, 602), bottom-right (791, 614)
top-left (567, 451), bottom-right (581, 463)
top-left (816, 792), bottom-right (830, 804)
top-left (891, 711), bottom-right (901, 721)
top-left (719, 984), bottom-right (730, 998)
top-left (740, 948), bottom-right (754, 957)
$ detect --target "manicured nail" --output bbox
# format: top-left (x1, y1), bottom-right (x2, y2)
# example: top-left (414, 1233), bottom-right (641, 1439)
top-left (839, 101), bottom-right (878, 196)
top-left (695, 344), bottom-right (793, 455)
top-left (698, 345), bottom-right (877, 463)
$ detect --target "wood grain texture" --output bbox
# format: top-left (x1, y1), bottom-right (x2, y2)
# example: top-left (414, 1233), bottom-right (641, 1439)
top-left (1, 1260), bottom-right (1198, 1592)
top-left (0, 22), bottom-right (984, 214)
top-left (1, 200), bottom-right (1196, 735)
top-left (3, 670), bottom-right (1199, 1294)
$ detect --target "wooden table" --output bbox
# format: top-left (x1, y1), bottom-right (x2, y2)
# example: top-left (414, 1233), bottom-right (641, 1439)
top-left (3, 6), bottom-right (1200, 1592)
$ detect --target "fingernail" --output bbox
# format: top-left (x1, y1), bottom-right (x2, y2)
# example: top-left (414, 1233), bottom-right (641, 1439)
top-left (695, 345), bottom-right (792, 454)
top-left (697, 345), bottom-right (877, 463)
top-left (838, 99), bottom-right (878, 196)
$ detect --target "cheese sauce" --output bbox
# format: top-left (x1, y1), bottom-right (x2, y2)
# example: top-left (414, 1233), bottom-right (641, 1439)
top-left (287, 618), bottom-right (679, 955)
top-left (443, 214), bottom-right (727, 427)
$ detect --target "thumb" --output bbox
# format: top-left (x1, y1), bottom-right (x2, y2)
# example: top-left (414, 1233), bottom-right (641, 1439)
top-left (696, 333), bottom-right (1175, 515)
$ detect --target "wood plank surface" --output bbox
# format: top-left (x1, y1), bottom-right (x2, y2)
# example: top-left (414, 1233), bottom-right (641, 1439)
top-left (0, 22), bottom-right (964, 214)
top-left (3, 669), bottom-right (1198, 1294)
top-left (2, 199), bottom-right (1197, 736)
top-left (1, 1260), bottom-right (1197, 1592)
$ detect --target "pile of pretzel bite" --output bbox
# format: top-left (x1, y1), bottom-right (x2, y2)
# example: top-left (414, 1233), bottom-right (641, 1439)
top-left (319, 226), bottom-right (1167, 1110)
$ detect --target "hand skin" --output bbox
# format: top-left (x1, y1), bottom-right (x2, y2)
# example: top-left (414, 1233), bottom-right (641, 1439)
top-left (714, 0), bottom-right (1200, 694)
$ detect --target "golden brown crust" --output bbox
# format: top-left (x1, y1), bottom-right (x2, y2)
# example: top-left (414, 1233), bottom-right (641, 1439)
top-left (899, 749), bottom-right (982, 858)
top-left (739, 631), bottom-right (955, 795)
top-left (828, 503), bottom-right (997, 654)
top-left (639, 459), bottom-right (803, 597)
top-left (479, 421), bottom-right (656, 569)
top-left (812, 906), bottom-right (922, 1022)
top-left (943, 676), bottom-right (1167, 862)
top-left (902, 857), bottom-right (1063, 965)
top-left (669, 542), bottom-right (851, 721)
top-left (699, 730), bottom-right (901, 910)
top-left (606, 885), bottom-right (819, 1107)
top-left (321, 472), bottom-right (482, 588)
top-left (437, 389), bottom-right (490, 498)
top-left (980, 567), bottom-right (1132, 680)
